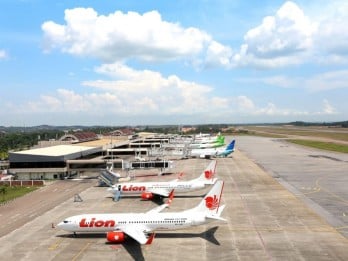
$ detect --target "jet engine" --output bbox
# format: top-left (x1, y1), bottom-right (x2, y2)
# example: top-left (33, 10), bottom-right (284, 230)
top-left (141, 192), bottom-right (154, 200)
top-left (106, 231), bottom-right (125, 243)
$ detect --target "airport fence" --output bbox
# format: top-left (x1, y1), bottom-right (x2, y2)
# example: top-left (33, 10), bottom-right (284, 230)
top-left (0, 180), bottom-right (44, 186)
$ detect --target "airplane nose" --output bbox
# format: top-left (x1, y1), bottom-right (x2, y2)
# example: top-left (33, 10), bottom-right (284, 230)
top-left (56, 222), bottom-right (63, 229)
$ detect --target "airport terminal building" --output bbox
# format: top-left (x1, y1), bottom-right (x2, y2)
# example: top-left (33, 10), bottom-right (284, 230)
top-left (6, 131), bottom-right (175, 180)
top-left (9, 145), bottom-right (103, 180)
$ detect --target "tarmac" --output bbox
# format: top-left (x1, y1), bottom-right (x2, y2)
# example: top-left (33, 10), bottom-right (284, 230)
top-left (0, 136), bottom-right (347, 260)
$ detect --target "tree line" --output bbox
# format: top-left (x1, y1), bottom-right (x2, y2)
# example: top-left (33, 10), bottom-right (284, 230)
top-left (0, 131), bottom-right (64, 159)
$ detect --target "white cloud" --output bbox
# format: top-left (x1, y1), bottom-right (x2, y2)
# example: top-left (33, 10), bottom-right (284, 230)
top-left (0, 49), bottom-right (8, 59)
top-left (205, 41), bottom-right (235, 68)
top-left (235, 96), bottom-right (255, 111)
top-left (238, 1), bottom-right (317, 67)
top-left (14, 62), bottom-right (314, 119)
top-left (262, 75), bottom-right (296, 88)
top-left (17, 63), bottom-right (228, 116)
top-left (83, 63), bottom-right (216, 114)
top-left (321, 99), bottom-right (336, 114)
top-left (304, 70), bottom-right (348, 91)
top-left (237, 69), bottom-right (348, 92)
top-left (233, 96), bottom-right (309, 116)
top-left (42, 8), bottom-right (213, 63)
top-left (312, 1), bottom-right (348, 61)
top-left (240, 1), bottom-right (348, 67)
top-left (40, 3), bottom-right (348, 70)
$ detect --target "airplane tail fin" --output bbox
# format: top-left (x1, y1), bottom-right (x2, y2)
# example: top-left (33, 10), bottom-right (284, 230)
top-left (166, 189), bottom-right (175, 205)
top-left (226, 140), bottom-right (235, 151)
top-left (188, 180), bottom-right (225, 219)
top-left (218, 135), bottom-right (225, 143)
top-left (195, 160), bottom-right (217, 184)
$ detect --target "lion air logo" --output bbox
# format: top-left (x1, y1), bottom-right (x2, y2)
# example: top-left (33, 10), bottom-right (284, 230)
top-left (204, 170), bottom-right (214, 179)
top-left (205, 195), bottom-right (219, 210)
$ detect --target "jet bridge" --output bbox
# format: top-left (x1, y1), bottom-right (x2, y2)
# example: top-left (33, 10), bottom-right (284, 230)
top-left (99, 168), bottom-right (120, 187)
top-left (130, 159), bottom-right (173, 169)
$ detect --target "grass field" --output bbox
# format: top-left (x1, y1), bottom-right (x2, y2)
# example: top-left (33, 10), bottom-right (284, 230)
top-left (234, 125), bottom-right (348, 153)
top-left (245, 126), bottom-right (348, 142)
top-left (0, 186), bottom-right (39, 204)
top-left (287, 139), bottom-right (348, 153)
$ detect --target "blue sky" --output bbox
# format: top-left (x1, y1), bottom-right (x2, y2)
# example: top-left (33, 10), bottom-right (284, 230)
top-left (1, 0), bottom-right (347, 126)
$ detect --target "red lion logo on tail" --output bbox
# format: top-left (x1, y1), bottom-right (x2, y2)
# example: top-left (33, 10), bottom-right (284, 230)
top-left (204, 170), bottom-right (213, 179)
top-left (205, 195), bottom-right (219, 210)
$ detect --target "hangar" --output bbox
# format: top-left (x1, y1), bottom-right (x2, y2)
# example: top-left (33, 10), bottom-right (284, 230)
top-left (9, 145), bottom-right (102, 180)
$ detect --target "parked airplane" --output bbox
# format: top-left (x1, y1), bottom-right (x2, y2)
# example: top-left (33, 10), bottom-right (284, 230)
top-left (194, 132), bottom-right (221, 142)
top-left (189, 135), bottom-right (225, 149)
top-left (107, 160), bottom-right (217, 200)
top-left (56, 180), bottom-right (226, 244)
top-left (189, 140), bottom-right (235, 159)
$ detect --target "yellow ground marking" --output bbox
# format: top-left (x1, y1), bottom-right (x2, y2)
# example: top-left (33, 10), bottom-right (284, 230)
top-left (48, 238), bottom-right (64, 250)
top-left (71, 242), bottom-right (91, 261)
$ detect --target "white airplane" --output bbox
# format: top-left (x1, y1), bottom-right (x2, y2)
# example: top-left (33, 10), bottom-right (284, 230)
top-left (190, 140), bottom-right (235, 159)
top-left (107, 160), bottom-right (217, 200)
top-left (188, 134), bottom-right (225, 149)
top-left (56, 180), bottom-right (226, 244)
top-left (192, 133), bottom-right (224, 143)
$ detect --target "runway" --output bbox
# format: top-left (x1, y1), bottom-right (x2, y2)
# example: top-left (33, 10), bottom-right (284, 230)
top-left (0, 137), bottom-right (347, 260)
top-left (237, 136), bottom-right (348, 238)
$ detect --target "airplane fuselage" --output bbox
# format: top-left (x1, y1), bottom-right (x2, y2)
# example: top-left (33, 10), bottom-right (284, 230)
top-left (57, 212), bottom-right (208, 233)
top-left (109, 181), bottom-right (206, 195)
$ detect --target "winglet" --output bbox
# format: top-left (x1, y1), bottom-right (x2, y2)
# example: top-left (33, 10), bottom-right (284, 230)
top-left (145, 233), bottom-right (156, 245)
top-left (172, 172), bottom-right (184, 182)
top-left (166, 189), bottom-right (175, 205)
top-left (178, 172), bottom-right (184, 179)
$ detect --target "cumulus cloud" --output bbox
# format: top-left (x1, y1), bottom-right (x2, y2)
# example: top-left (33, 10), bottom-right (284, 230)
top-left (0, 49), bottom-right (8, 59)
top-left (83, 63), bottom-right (216, 114)
top-left (232, 95), bottom-right (309, 116)
top-left (16, 62), bottom-right (310, 119)
top-left (42, 8), bottom-right (214, 63)
top-left (19, 63), bottom-right (231, 116)
top-left (41, 2), bottom-right (348, 70)
top-left (321, 99), bottom-right (336, 114)
top-left (237, 1), bottom-right (317, 67)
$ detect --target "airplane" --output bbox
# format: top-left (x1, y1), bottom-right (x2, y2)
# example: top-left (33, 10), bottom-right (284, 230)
top-left (189, 135), bottom-right (225, 149)
top-left (107, 160), bottom-right (217, 200)
top-left (189, 140), bottom-right (235, 159)
top-left (194, 132), bottom-right (222, 142)
top-left (56, 180), bottom-right (226, 245)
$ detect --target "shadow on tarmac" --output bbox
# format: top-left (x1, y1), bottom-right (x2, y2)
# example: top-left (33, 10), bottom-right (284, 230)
top-left (58, 226), bottom-right (220, 260)
top-left (155, 226), bottom-right (221, 245)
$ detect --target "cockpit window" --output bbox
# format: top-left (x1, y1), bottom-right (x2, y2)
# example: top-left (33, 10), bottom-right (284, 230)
top-left (63, 220), bottom-right (69, 223)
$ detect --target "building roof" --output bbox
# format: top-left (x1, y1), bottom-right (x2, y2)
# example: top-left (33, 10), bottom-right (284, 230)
top-left (9, 145), bottom-right (102, 162)
top-left (14, 145), bottom-right (94, 157)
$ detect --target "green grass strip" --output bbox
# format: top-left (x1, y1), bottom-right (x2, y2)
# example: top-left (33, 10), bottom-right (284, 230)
top-left (288, 139), bottom-right (348, 153)
top-left (0, 186), bottom-right (39, 203)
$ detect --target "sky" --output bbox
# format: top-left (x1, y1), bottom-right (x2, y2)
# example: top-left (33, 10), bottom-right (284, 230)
top-left (0, 0), bottom-right (347, 126)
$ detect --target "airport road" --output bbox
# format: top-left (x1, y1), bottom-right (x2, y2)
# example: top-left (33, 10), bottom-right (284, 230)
top-left (0, 144), bottom-right (347, 260)
top-left (236, 136), bottom-right (348, 239)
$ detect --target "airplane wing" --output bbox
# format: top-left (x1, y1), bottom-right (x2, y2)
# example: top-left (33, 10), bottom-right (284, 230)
top-left (146, 190), bottom-right (174, 214)
top-left (120, 226), bottom-right (150, 245)
top-left (147, 188), bottom-right (171, 197)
